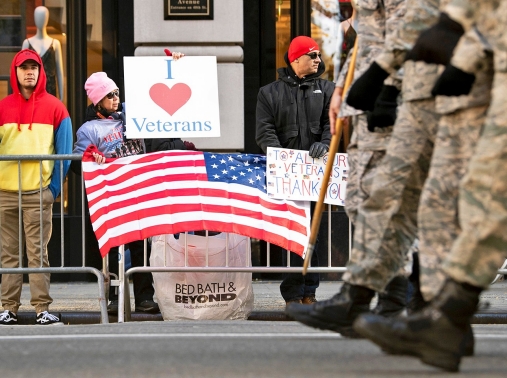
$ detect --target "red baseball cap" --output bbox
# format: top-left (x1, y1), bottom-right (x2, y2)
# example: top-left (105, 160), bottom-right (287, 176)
top-left (14, 49), bottom-right (40, 67)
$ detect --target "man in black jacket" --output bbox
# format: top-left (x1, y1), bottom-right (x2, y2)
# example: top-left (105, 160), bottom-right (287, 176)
top-left (255, 36), bottom-right (335, 306)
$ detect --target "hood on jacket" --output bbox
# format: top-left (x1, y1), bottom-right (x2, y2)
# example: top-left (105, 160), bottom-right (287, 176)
top-left (10, 49), bottom-right (47, 98)
top-left (10, 49), bottom-right (48, 131)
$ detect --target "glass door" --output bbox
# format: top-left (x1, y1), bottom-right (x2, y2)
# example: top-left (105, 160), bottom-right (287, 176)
top-left (0, 0), bottom-right (26, 98)
top-left (275, 0), bottom-right (291, 70)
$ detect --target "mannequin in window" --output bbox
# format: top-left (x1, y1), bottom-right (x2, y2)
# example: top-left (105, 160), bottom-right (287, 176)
top-left (22, 6), bottom-right (64, 101)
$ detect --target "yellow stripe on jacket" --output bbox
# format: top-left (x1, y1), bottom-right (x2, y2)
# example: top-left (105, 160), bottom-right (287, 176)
top-left (0, 122), bottom-right (55, 192)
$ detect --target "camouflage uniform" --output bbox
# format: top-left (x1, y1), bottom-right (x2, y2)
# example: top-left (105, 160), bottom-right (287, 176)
top-left (344, 0), bottom-right (447, 292)
top-left (418, 29), bottom-right (493, 300)
top-left (441, 0), bottom-right (507, 289)
top-left (337, 0), bottom-right (405, 224)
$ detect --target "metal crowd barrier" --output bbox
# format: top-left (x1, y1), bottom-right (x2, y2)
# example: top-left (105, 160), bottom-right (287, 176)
top-left (1, 156), bottom-right (506, 324)
top-left (0, 155), bottom-right (109, 324)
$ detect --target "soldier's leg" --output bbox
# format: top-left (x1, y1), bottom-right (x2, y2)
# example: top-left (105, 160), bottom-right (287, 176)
top-left (345, 115), bottom-right (391, 224)
top-left (444, 72), bottom-right (507, 287)
top-left (344, 116), bottom-right (360, 223)
top-left (345, 116), bottom-right (408, 315)
top-left (345, 98), bottom-right (438, 292)
top-left (418, 106), bottom-right (486, 301)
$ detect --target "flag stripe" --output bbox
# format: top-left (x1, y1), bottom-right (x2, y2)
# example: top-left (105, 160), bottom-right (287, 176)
top-left (92, 203), bottom-right (308, 243)
top-left (101, 221), bottom-right (307, 259)
top-left (88, 184), bottom-right (307, 226)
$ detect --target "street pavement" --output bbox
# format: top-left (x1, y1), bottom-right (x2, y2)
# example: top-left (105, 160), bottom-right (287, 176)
top-left (1, 321), bottom-right (507, 377)
top-left (6, 279), bottom-right (507, 377)
top-left (14, 279), bottom-right (507, 325)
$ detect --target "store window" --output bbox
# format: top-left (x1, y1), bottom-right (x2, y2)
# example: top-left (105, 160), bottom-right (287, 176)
top-left (0, 1), bottom-right (67, 101)
top-left (0, 1), bottom-right (25, 99)
top-left (311, 0), bottom-right (341, 81)
top-left (275, 1), bottom-right (291, 71)
top-left (86, 0), bottom-right (102, 81)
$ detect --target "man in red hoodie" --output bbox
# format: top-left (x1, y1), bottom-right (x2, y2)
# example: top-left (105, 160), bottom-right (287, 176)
top-left (0, 49), bottom-right (73, 325)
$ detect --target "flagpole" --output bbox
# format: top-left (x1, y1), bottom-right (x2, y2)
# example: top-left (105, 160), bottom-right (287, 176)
top-left (303, 37), bottom-right (359, 275)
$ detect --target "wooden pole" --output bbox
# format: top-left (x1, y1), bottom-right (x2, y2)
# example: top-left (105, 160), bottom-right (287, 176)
top-left (303, 37), bottom-right (359, 275)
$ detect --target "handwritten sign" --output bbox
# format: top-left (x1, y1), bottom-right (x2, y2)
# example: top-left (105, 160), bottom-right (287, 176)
top-left (266, 147), bottom-right (348, 205)
top-left (123, 56), bottom-right (220, 138)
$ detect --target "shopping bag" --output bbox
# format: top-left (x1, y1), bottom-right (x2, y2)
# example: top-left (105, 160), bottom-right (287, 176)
top-left (150, 233), bottom-right (254, 320)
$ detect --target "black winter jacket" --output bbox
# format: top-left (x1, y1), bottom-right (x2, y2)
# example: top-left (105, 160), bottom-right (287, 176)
top-left (255, 55), bottom-right (335, 153)
top-left (145, 138), bottom-right (186, 153)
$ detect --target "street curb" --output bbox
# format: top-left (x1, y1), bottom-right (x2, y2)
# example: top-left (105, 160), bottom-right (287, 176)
top-left (14, 311), bottom-right (507, 325)
top-left (472, 313), bottom-right (507, 324)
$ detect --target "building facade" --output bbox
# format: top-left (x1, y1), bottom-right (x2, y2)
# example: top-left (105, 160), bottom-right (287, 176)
top-left (1, 1), bottom-right (348, 275)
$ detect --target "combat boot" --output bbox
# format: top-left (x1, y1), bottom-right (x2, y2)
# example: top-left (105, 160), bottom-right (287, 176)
top-left (286, 283), bottom-right (374, 338)
top-left (353, 278), bottom-right (481, 372)
top-left (372, 275), bottom-right (408, 317)
top-left (407, 252), bottom-right (474, 356)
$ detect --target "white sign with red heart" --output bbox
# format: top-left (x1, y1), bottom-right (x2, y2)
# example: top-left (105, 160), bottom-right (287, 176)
top-left (123, 56), bottom-right (220, 138)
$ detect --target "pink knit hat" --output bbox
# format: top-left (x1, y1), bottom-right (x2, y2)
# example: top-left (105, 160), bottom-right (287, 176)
top-left (84, 72), bottom-right (118, 105)
top-left (288, 36), bottom-right (320, 63)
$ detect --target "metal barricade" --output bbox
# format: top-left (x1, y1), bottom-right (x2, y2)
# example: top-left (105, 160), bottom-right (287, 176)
top-left (2, 155), bottom-right (506, 324)
top-left (0, 155), bottom-right (108, 324)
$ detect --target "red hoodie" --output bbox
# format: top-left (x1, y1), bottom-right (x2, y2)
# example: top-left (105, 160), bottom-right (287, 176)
top-left (0, 49), bottom-right (73, 198)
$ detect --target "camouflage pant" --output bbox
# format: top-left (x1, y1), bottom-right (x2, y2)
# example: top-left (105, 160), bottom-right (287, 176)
top-left (344, 98), bottom-right (438, 292)
top-left (344, 115), bottom-right (390, 224)
top-left (443, 72), bottom-right (507, 288)
top-left (418, 105), bottom-right (487, 301)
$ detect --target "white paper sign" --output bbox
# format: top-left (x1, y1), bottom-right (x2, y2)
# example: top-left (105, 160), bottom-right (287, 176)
top-left (266, 147), bottom-right (348, 205)
top-left (123, 56), bottom-right (220, 138)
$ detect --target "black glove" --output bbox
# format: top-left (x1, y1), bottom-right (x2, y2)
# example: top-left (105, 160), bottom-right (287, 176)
top-left (346, 62), bottom-right (390, 111)
top-left (431, 64), bottom-right (476, 97)
top-left (367, 85), bottom-right (400, 132)
top-left (308, 142), bottom-right (329, 158)
top-left (405, 13), bottom-right (464, 66)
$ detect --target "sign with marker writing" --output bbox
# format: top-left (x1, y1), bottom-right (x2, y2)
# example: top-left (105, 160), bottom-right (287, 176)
top-left (123, 56), bottom-right (220, 138)
top-left (266, 147), bottom-right (348, 205)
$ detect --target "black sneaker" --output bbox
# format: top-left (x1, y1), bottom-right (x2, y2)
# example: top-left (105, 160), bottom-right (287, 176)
top-left (0, 310), bottom-right (18, 325)
top-left (36, 311), bottom-right (63, 325)
top-left (107, 300), bottom-right (119, 315)
top-left (135, 300), bottom-right (160, 313)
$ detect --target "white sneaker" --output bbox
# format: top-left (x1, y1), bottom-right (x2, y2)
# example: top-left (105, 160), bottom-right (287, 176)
top-left (0, 310), bottom-right (18, 325)
top-left (36, 311), bottom-right (63, 325)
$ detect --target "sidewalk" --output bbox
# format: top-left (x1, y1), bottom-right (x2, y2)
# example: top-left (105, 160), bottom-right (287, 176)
top-left (14, 279), bottom-right (507, 324)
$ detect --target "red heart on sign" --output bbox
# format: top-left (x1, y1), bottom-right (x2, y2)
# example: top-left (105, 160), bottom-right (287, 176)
top-left (149, 83), bottom-right (192, 116)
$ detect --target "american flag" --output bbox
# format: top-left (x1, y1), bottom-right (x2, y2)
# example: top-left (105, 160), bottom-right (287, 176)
top-left (82, 145), bottom-right (310, 258)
